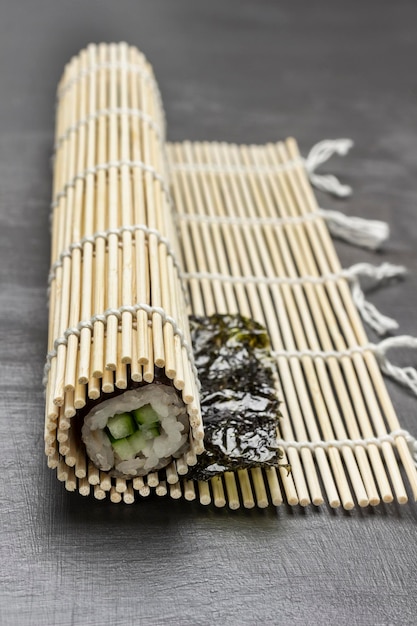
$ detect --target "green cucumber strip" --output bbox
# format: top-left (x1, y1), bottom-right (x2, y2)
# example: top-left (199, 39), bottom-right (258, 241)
top-left (112, 437), bottom-right (135, 461)
top-left (128, 430), bottom-right (147, 454)
top-left (105, 428), bottom-right (116, 444)
top-left (133, 404), bottom-right (160, 427)
top-left (143, 425), bottom-right (160, 440)
top-left (107, 412), bottom-right (137, 440)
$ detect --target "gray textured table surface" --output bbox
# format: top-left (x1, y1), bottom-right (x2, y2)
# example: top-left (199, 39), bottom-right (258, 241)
top-left (1, 2), bottom-right (417, 625)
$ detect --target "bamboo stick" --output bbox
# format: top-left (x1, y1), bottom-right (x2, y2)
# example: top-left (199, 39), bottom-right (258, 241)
top-left (128, 46), bottom-right (150, 367)
top-left (63, 48), bottom-right (86, 394)
top-left (94, 484), bottom-right (106, 500)
top-left (119, 42), bottom-right (134, 364)
top-left (65, 468), bottom-right (77, 492)
top-left (198, 481), bottom-right (211, 506)
top-left (91, 43), bottom-right (107, 379)
top-left (104, 43), bottom-right (120, 371)
top-left (100, 473), bottom-right (112, 492)
top-left (183, 480), bottom-right (196, 501)
top-left (46, 60), bottom-right (72, 423)
top-left (123, 485), bottom-right (135, 504)
top-left (87, 461), bottom-right (100, 485)
top-left (78, 477), bottom-right (90, 497)
top-left (140, 63), bottom-right (165, 369)
top-left (78, 43), bottom-right (98, 383)
top-left (52, 55), bottom-right (79, 407)
top-left (110, 487), bottom-right (122, 503)
top-left (169, 482), bottom-right (182, 499)
top-left (156, 481), bottom-right (168, 497)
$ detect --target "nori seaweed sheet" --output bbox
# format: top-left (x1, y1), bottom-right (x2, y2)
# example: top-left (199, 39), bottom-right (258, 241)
top-left (188, 314), bottom-right (283, 481)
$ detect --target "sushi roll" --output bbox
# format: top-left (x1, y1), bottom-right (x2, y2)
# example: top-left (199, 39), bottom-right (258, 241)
top-left (81, 381), bottom-right (191, 478)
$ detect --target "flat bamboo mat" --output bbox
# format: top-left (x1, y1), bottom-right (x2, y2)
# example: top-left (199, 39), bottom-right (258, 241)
top-left (166, 138), bottom-right (417, 509)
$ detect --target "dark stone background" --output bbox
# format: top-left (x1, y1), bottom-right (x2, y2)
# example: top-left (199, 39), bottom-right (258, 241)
top-left (0, 2), bottom-right (416, 624)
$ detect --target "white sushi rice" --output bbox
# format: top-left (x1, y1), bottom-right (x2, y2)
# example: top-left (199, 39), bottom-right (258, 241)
top-left (81, 384), bottom-right (189, 477)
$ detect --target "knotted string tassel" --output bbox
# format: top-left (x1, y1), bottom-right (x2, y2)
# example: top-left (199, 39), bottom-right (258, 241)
top-left (305, 139), bottom-right (390, 250)
top-left (345, 262), bottom-right (406, 335)
top-left (318, 208), bottom-right (389, 250)
top-left (304, 139), bottom-right (353, 197)
top-left (376, 336), bottom-right (417, 396)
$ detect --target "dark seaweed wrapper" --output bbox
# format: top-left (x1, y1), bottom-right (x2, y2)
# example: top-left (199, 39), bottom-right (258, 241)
top-left (188, 314), bottom-right (283, 481)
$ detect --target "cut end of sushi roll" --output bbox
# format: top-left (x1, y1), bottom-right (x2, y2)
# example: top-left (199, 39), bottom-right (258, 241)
top-left (81, 383), bottom-right (192, 478)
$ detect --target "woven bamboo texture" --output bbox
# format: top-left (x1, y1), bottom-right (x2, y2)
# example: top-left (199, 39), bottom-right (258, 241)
top-left (45, 43), bottom-right (417, 508)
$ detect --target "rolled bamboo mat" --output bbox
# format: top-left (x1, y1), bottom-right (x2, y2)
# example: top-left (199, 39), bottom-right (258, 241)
top-left (45, 42), bottom-right (203, 502)
top-left (45, 42), bottom-right (417, 509)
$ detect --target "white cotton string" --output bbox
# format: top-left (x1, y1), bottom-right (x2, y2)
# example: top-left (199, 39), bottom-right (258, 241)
top-left (182, 264), bottom-right (396, 288)
top-left (169, 158), bottom-right (305, 176)
top-left (53, 107), bottom-right (164, 153)
top-left (182, 269), bottom-right (334, 287)
top-left (47, 224), bottom-right (184, 291)
top-left (304, 139), bottom-right (353, 197)
top-left (272, 335), bottom-right (417, 397)
top-left (43, 304), bottom-right (199, 389)
top-left (175, 208), bottom-right (389, 251)
top-left (170, 138), bottom-right (353, 198)
top-left (276, 428), bottom-right (417, 464)
top-left (175, 210), bottom-right (319, 227)
top-left (375, 336), bottom-right (417, 396)
top-left (57, 61), bottom-right (151, 98)
top-left (318, 208), bottom-right (389, 250)
top-left (348, 262), bottom-right (406, 283)
top-left (182, 262), bottom-right (404, 335)
top-left (46, 224), bottom-right (189, 308)
top-left (56, 61), bottom-right (166, 127)
top-left (272, 344), bottom-right (374, 359)
top-left (50, 160), bottom-right (171, 211)
top-left (347, 262), bottom-right (406, 335)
